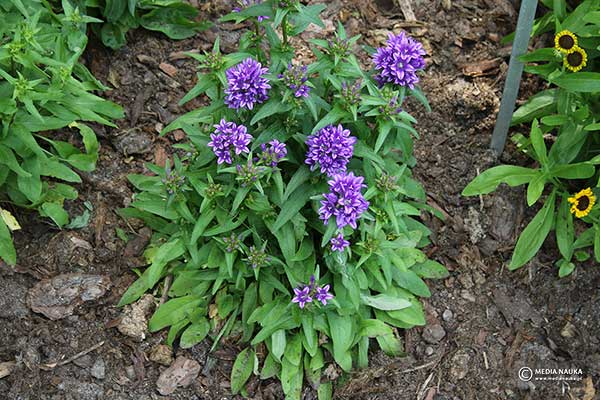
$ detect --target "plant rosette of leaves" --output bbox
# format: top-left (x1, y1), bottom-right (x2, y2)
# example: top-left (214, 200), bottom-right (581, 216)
top-left (118, 1), bottom-right (448, 398)
top-left (59, 0), bottom-right (212, 49)
top-left (0, 0), bottom-right (124, 265)
top-left (464, 0), bottom-right (600, 277)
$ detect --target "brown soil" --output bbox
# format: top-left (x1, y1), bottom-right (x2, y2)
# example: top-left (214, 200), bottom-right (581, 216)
top-left (1, 1), bottom-right (598, 399)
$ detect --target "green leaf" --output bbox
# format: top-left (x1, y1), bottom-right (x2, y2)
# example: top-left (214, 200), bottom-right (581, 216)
top-left (393, 270), bottom-right (431, 297)
top-left (326, 312), bottom-right (354, 372)
top-left (260, 353), bottom-right (280, 379)
top-left (283, 334), bottom-right (303, 366)
top-left (374, 120), bottom-right (393, 153)
top-left (301, 314), bottom-right (318, 356)
top-left (271, 329), bottom-right (286, 362)
top-left (584, 123), bottom-right (600, 131)
top-left (0, 145), bottom-right (30, 177)
top-left (139, 4), bottom-right (210, 40)
top-left (40, 203), bottom-right (69, 228)
top-left (552, 73), bottom-right (600, 93)
top-left (250, 98), bottom-right (292, 125)
top-left (272, 184), bottom-right (314, 231)
top-left (526, 173), bottom-right (546, 206)
top-left (148, 295), bottom-right (203, 331)
top-left (281, 358), bottom-right (304, 400)
top-left (509, 190), bottom-right (556, 270)
top-left (540, 114), bottom-right (568, 126)
top-left (282, 166), bottom-right (311, 202)
top-left (511, 89), bottom-right (556, 125)
top-left (190, 208), bottom-right (216, 243)
top-left (231, 348), bottom-right (256, 395)
top-left (550, 163), bottom-right (595, 179)
top-left (180, 318), bottom-right (210, 349)
top-left (360, 293), bottom-right (411, 311)
top-left (317, 382), bottom-right (333, 400)
top-left (556, 195), bottom-right (574, 261)
top-left (311, 105), bottom-right (347, 134)
top-left (0, 218), bottom-right (16, 265)
top-left (147, 239), bottom-right (186, 287)
top-left (411, 260), bottom-right (449, 279)
top-left (529, 119), bottom-right (547, 166)
top-left (558, 259), bottom-right (575, 278)
top-left (462, 165), bottom-right (538, 196)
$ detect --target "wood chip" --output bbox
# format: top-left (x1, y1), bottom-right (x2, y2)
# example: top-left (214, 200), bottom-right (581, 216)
top-left (153, 145), bottom-right (168, 168)
top-left (0, 361), bottom-right (15, 379)
top-left (461, 58), bottom-right (502, 77)
top-left (395, 0), bottom-right (416, 21)
top-left (159, 62), bottom-right (178, 78)
top-left (169, 49), bottom-right (199, 61)
top-left (172, 129), bottom-right (186, 141)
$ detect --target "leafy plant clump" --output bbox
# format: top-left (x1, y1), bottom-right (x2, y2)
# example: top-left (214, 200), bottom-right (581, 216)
top-left (463, 0), bottom-right (600, 277)
top-left (120, 1), bottom-right (447, 398)
top-left (0, 0), bottom-right (124, 265)
top-left (61, 0), bottom-right (211, 49)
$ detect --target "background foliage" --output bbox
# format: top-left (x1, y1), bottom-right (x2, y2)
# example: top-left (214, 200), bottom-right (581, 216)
top-left (464, 0), bottom-right (600, 277)
top-left (0, 0), bottom-right (123, 265)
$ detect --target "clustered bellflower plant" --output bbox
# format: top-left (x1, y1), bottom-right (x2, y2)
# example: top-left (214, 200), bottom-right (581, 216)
top-left (463, 0), bottom-right (600, 278)
top-left (0, 1), bottom-right (124, 266)
top-left (119, 1), bottom-right (448, 398)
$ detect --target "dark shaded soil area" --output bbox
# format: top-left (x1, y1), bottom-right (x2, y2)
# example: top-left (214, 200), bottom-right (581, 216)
top-left (1, 0), bottom-right (598, 399)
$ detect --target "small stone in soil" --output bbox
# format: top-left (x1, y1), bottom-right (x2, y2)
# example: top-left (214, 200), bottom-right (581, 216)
top-left (117, 294), bottom-right (155, 341)
top-left (442, 309), bottom-right (453, 322)
top-left (450, 350), bottom-right (471, 380)
top-left (149, 344), bottom-right (174, 366)
top-left (0, 278), bottom-right (29, 318)
top-left (156, 356), bottom-right (201, 396)
top-left (560, 322), bottom-right (576, 338)
top-left (460, 290), bottom-right (476, 302)
top-left (113, 130), bottom-right (153, 156)
top-left (27, 274), bottom-right (111, 320)
top-left (91, 357), bottom-right (106, 380)
top-left (422, 324), bottom-right (447, 344)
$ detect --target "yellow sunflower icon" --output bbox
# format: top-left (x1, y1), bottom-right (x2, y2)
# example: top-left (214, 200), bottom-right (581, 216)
top-left (564, 46), bottom-right (587, 72)
top-left (554, 30), bottom-right (578, 53)
top-left (568, 188), bottom-right (596, 218)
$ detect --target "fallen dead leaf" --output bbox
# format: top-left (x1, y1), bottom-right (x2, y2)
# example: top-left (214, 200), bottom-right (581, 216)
top-left (159, 62), bottom-right (178, 77)
top-left (154, 145), bottom-right (168, 168)
top-left (461, 58), bottom-right (502, 77)
top-left (156, 356), bottom-right (201, 395)
top-left (0, 361), bottom-right (15, 379)
top-left (582, 376), bottom-right (596, 400)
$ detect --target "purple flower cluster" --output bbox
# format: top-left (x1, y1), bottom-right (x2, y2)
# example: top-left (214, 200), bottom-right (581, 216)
top-left (292, 276), bottom-right (334, 308)
top-left (305, 124), bottom-right (356, 176)
top-left (373, 32), bottom-right (426, 89)
top-left (330, 233), bottom-right (350, 252)
top-left (225, 58), bottom-right (271, 110)
top-left (319, 172), bottom-right (369, 229)
top-left (208, 119), bottom-right (252, 164)
top-left (279, 63), bottom-right (310, 98)
top-left (258, 140), bottom-right (287, 167)
top-left (233, 0), bottom-right (268, 22)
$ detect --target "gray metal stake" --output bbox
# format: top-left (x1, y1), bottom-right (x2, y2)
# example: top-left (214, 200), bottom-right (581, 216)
top-left (490, 0), bottom-right (538, 156)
